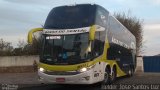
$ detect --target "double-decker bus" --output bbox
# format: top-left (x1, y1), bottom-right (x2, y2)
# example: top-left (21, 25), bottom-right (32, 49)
top-left (28, 4), bottom-right (136, 84)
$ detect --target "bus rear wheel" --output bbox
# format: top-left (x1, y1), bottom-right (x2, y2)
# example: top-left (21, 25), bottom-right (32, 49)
top-left (110, 67), bottom-right (116, 83)
top-left (128, 66), bottom-right (134, 77)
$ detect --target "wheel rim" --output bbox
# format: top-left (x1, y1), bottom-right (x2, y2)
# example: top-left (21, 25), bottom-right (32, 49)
top-left (111, 72), bottom-right (115, 81)
top-left (103, 72), bottom-right (109, 84)
top-left (111, 68), bottom-right (117, 82)
top-left (128, 68), bottom-right (132, 76)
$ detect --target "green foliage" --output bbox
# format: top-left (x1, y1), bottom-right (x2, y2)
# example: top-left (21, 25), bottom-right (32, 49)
top-left (0, 38), bottom-right (41, 56)
top-left (0, 38), bottom-right (13, 56)
top-left (13, 38), bottom-right (41, 56)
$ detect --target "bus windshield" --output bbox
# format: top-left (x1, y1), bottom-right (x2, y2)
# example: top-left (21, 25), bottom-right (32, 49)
top-left (44, 5), bottom-right (96, 29)
top-left (41, 33), bottom-right (92, 65)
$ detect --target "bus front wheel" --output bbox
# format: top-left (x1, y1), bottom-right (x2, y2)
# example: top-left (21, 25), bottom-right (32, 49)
top-left (102, 68), bottom-right (110, 85)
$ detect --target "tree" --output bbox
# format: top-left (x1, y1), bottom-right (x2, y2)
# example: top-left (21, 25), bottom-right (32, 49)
top-left (25, 30), bottom-right (43, 55)
top-left (114, 12), bottom-right (143, 55)
top-left (23, 38), bottom-right (41, 55)
top-left (17, 39), bottom-right (26, 49)
top-left (13, 38), bottom-right (42, 56)
top-left (0, 38), bottom-right (13, 56)
top-left (12, 39), bottom-right (27, 55)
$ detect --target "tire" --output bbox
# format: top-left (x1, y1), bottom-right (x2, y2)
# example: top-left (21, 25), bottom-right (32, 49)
top-left (110, 67), bottom-right (117, 83)
top-left (128, 66), bottom-right (134, 77)
top-left (102, 68), bottom-right (110, 85)
top-left (131, 67), bottom-right (135, 76)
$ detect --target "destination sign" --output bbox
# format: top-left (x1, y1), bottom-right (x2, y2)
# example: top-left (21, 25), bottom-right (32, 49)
top-left (43, 25), bottom-right (105, 35)
top-left (43, 27), bottom-right (90, 35)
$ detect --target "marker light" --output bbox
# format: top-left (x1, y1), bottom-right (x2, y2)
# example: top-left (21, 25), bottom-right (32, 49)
top-left (39, 68), bottom-right (44, 72)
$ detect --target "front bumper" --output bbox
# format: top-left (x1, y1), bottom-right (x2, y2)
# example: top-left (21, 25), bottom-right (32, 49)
top-left (38, 69), bottom-right (98, 84)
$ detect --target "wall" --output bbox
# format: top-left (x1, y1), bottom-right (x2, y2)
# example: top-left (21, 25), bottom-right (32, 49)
top-left (0, 56), bottom-right (39, 67)
top-left (0, 56), bottom-right (39, 73)
top-left (143, 56), bottom-right (160, 72)
top-left (135, 56), bottom-right (144, 73)
top-left (0, 56), bottom-right (144, 73)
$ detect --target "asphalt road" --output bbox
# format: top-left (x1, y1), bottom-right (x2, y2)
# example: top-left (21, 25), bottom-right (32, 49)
top-left (1, 72), bottom-right (160, 90)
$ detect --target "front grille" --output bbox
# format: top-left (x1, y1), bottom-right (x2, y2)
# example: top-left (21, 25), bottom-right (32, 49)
top-left (44, 71), bottom-right (80, 75)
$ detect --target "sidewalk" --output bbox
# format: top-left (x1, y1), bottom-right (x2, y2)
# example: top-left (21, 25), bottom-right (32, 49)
top-left (0, 72), bottom-right (40, 84)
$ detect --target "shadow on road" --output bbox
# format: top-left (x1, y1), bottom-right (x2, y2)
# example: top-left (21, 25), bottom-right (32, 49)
top-left (17, 75), bottom-right (144, 90)
top-left (18, 84), bottom-right (102, 90)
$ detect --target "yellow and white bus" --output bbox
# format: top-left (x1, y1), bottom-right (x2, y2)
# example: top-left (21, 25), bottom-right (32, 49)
top-left (28, 4), bottom-right (136, 84)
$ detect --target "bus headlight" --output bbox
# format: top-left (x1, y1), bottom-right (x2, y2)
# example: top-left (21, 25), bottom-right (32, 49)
top-left (39, 68), bottom-right (45, 72)
top-left (79, 65), bottom-right (95, 72)
top-left (80, 67), bottom-right (87, 72)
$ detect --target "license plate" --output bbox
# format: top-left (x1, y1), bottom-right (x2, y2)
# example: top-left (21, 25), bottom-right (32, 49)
top-left (56, 78), bottom-right (65, 82)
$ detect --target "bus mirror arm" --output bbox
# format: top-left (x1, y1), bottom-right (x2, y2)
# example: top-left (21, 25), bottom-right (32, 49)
top-left (89, 25), bottom-right (96, 41)
top-left (28, 28), bottom-right (43, 44)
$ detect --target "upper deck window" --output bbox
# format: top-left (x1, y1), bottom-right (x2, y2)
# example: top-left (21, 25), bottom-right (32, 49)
top-left (44, 5), bottom-right (96, 29)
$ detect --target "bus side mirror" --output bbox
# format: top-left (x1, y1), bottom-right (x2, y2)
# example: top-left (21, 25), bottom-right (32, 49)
top-left (28, 28), bottom-right (43, 44)
top-left (89, 25), bottom-right (96, 41)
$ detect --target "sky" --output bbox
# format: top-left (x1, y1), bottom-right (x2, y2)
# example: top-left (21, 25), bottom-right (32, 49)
top-left (0, 0), bottom-right (160, 56)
